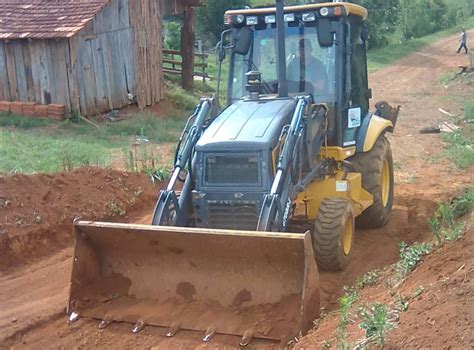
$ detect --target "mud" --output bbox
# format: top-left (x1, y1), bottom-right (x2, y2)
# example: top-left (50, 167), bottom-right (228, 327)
top-left (1, 31), bottom-right (473, 349)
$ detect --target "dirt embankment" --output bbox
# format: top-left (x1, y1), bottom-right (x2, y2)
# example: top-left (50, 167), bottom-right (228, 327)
top-left (0, 167), bottom-right (159, 273)
top-left (296, 222), bottom-right (474, 349)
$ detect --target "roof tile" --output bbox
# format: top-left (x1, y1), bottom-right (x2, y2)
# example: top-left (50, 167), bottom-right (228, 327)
top-left (0, 0), bottom-right (110, 39)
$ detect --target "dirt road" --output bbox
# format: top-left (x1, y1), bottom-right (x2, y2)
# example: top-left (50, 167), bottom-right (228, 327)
top-left (1, 32), bottom-right (472, 349)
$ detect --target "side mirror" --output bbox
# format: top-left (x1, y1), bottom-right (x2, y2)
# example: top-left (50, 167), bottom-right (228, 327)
top-left (316, 19), bottom-right (334, 47)
top-left (232, 27), bottom-right (253, 55)
top-left (217, 41), bottom-right (226, 62)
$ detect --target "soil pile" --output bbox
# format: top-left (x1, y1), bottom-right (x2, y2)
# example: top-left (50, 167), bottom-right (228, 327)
top-left (0, 167), bottom-right (158, 272)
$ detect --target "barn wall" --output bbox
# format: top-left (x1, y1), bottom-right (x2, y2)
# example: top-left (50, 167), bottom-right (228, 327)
top-left (74, 0), bottom-right (136, 115)
top-left (129, 0), bottom-right (163, 108)
top-left (0, 39), bottom-right (72, 109)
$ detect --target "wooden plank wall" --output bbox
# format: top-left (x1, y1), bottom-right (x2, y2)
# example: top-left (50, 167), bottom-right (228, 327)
top-left (74, 0), bottom-right (136, 115)
top-left (0, 41), bottom-right (11, 101)
top-left (0, 38), bottom-right (72, 110)
top-left (129, 0), bottom-right (163, 108)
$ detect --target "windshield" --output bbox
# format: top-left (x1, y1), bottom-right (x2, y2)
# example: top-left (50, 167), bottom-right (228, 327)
top-left (231, 23), bottom-right (337, 101)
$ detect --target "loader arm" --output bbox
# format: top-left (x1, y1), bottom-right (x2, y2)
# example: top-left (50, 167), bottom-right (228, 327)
top-left (257, 96), bottom-right (310, 231)
top-left (152, 98), bottom-right (213, 226)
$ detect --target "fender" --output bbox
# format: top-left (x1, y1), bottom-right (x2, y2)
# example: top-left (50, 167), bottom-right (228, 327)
top-left (357, 114), bottom-right (393, 152)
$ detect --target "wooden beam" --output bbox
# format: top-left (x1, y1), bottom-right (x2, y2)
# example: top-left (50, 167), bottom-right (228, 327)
top-left (181, 5), bottom-right (195, 91)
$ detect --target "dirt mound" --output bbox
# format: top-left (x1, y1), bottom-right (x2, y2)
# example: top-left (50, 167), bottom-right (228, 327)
top-left (296, 225), bottom-right (473, 349)
top-left (0, 167), bottom-right (159, 273)
top-left (385, 227), bottom-right (473, 348)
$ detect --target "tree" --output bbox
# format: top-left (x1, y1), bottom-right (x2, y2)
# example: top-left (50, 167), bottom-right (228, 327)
top-left (352, 0), bottom-right (401, 49)
top-left (196, 0), bottom-right (250, 45)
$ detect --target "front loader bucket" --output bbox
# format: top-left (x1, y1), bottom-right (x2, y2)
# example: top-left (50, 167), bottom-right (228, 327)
top-left (68, 221), bottom-right (319, 343)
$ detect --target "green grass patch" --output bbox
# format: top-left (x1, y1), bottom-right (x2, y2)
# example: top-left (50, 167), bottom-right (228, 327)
top-left (0, 112), bottom-right (186, 174)
top-left (165, 86), bottom-right (201, 110)
top-left (368, 16), bottom-right (474, 72)
top-left (0, 129), bottom-right (115, 174)
top-left (0, 112), bottom-right (55, 129)
top-left (442, 125), bottom-right (474, 169)
top-left (429, 186), bottom-right (473, 245)
top-left (465, 100), bottom-right (474, 121)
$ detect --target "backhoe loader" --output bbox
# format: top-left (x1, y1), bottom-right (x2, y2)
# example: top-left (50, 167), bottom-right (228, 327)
top-left (68, 1), bottom-right (397, 346)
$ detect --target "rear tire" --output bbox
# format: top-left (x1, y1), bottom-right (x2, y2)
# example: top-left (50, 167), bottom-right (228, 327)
top-left (350, 135), bottom-right (394, 229)
top-left (312, 198), bottom-right (354, 271)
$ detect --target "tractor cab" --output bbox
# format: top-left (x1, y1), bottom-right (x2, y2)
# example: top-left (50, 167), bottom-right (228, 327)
top-left (222, 2), bottom-right (371, 148)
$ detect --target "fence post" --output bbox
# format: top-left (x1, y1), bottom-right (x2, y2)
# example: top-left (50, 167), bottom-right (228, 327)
top-left (181, 5), bottom-right (195, 91)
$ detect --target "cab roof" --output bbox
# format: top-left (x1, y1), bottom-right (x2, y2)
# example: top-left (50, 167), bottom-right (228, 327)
top-left (225, 2), bottom-right (368, 21)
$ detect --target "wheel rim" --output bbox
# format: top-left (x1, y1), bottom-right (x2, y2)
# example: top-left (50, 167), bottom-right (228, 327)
top-left (381, 158), bottom-right (390, 207)
top-left (342, 217), bottom-right (353, 256)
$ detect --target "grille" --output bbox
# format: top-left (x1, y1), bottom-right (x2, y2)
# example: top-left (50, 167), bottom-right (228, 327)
top-left (208, 202), bottom-right (259, 231)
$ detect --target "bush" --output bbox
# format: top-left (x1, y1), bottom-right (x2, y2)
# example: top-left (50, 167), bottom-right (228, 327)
top-left (164, 18), bottom-right (182, 50)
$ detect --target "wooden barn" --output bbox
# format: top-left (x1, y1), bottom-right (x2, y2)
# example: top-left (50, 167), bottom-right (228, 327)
top-left (0, 0), bottom-right (202, 116)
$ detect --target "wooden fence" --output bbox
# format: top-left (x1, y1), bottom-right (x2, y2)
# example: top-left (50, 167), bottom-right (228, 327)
top-left (162, 49), bottom-right (210, 82)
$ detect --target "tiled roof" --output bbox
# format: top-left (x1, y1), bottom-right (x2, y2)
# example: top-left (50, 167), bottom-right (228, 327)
top-left (0, 1), bottom-right (110, 40)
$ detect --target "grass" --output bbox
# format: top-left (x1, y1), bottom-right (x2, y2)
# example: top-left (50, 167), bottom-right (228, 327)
top-left (438, 99), bottom-right (474, 170)
top-left (442, 125), bottom-right (474, 169)
top-left (428, 186), bottom-right (473, 245)
top-left (0, 112), bottom-right (186, 174)
top-left (465, 100), bottom-right (474, 121)
top-left (0, 130), bottom-right (115, 173)
top-left (367, 16), bottom-right (474, 72)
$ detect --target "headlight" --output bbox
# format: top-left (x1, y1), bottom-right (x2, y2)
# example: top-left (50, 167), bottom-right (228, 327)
top-left (320, 7), bottom-right (329, 17)
top-left (246, 16), bottom-right (258, 25)
top-left (284, 13), bottom-right (295, 22)
top-left (223, 14), bottom-right (232, 25)
top-left (235, 14), bottom-right (245, 24)
top-left (302, 13), bottom-right (316, 22)
top-left (265, 15), bottom-right (276, 24)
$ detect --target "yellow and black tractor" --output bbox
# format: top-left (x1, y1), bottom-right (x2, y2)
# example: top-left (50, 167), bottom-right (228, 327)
top-left (67, 1), bottom-right (397, 347)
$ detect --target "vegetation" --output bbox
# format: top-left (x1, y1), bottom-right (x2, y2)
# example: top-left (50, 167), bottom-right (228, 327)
top-left (393, 241), bottom-right (431, 276)
top-left (196, 0), bottom-right (250, 45)
top-left (428, 187), bottom-right (473, 245)
top-left (164, 18), bottom-right (182, 51)
top-left (337, 290), bottom-right (359, 349)
top-left (0, 112), bottom-right (186, 175)
top-left (358, 303), bottom-right (396, 348)
top-left (442, 101), bottom-right (474, 169)
top-left (353, 0), bottom-right (401, 49)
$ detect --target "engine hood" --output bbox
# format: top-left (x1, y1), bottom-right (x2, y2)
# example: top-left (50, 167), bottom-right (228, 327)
top-left (195, 98), bottom-right (297, 152)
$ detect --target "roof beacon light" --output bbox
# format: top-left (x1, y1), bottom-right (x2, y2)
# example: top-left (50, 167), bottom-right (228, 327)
top-left (284, 13), bottom-right (295, 22)
top-left (302, 12), bottom-right (316, 22)
top-left (246, 16), bottom-right (258, 25)
top-left (334, 6), bottom-right (343, 16)
top-left (265, 15), bottom-right (276, 24)
top-left (320, 7), bottom-right (329, 17)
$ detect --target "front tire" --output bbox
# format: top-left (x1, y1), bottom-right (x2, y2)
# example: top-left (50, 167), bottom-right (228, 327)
top-left (350, 135), bottom-right (394, 228)
top-left (312, 198), bottom-right (354, 271)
